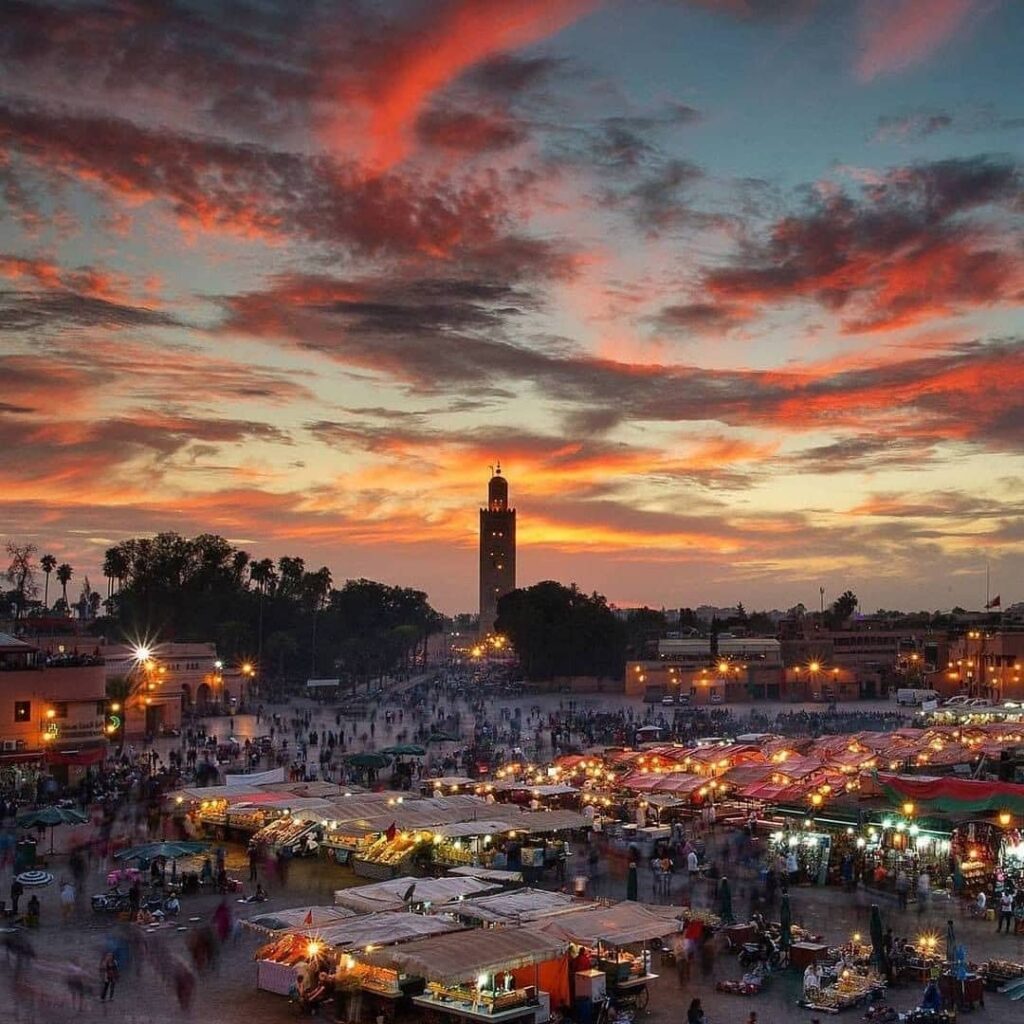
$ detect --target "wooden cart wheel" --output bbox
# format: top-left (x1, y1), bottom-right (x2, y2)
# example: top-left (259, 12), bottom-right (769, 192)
top-left (637, 985), bottom-right (650, 1011)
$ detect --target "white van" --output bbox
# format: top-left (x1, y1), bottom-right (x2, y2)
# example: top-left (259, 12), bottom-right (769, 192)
top-left (896, 687), bottom-right (940, 706)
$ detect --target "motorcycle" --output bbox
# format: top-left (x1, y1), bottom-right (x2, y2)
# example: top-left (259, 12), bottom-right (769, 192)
top-left (91, 889), bottom-right (130, 914)
top-left (738, 938), bottom-right (787, 971)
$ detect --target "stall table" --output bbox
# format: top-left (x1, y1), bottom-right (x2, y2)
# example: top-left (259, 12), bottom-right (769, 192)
top-left (790, 942), bottom-right (830, 969)
top-left (938, 972), bottom-right (984, 1010)
top-left (412, 995), bottom-right (538, 1024)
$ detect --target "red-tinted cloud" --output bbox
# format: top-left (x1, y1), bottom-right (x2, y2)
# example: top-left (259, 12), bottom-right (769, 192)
top-left (327, 0), bottom-right (596, 168)
top-left (0, 101), bottom-right (508, 257)
top-left (855, 0), bottom-right (987, 81)
top-left (701, 156), bottom-right (1023, 334)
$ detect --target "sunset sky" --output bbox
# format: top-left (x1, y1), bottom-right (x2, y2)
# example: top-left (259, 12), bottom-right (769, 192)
top-left (2, 0), bottom-right (1023, 614)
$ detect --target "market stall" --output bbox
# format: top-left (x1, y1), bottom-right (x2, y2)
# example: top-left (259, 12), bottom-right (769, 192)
top-left (801, 965), bottom-right (886, 1014)
top-left (253, 910), bottom-right (461, 995)
top-left (333, 875), bottom-right (502, 915)
top-left (534, 902), bottom-right (706, 1010)
top-left (357, 926), bottom-right (570, 1020)
top-left (449, 889), bottom-right (591, 928)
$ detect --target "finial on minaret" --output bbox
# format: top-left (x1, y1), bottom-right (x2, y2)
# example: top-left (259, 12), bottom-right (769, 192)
top-left (495, 459), bottom-right (502, 475)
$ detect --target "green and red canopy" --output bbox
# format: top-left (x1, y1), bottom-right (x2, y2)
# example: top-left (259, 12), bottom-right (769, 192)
top-left (877, 773), bottom-right (1024, 817)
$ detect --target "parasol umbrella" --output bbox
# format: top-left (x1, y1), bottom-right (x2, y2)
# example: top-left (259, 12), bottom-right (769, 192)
top-left (719, 877), bottom-right (735, 925)
top-left (626, 861), bottom-right (638, 901)
top-left (779, 892), bottom-right (793, 950)
top-left (869, 904), bottom-right (885, 969)
top-left (345, 752), bottom-right (391, 769)
top-left (115, 841), bottom-right (209, 863)
top-left (17, 806), bottom-right (89, 854)
top-left (380, 744), bottom-right (426, 756)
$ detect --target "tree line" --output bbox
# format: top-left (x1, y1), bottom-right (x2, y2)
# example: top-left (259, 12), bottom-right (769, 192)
top-left (4, 533), bottom-right (442, 690)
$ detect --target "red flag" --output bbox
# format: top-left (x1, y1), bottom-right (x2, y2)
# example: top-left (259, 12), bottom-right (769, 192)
top-left (304, 909), bottom-right (314, 926)
top-left (385, 822), bottom-right (397, 842)
top-left (986, 595), bottom-right (1001, 609)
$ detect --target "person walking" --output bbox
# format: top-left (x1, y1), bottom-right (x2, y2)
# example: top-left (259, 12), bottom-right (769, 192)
top-left (997, 890), bottom-right (1014, 933)
top-left (895, 870), bottom-right (909, 911)
top-left (9, 876), bottom-right (23, 916)
top-left (100, 950), bottom-right (119, 1001)
top-left (916, 868), bottom-right (930, 915)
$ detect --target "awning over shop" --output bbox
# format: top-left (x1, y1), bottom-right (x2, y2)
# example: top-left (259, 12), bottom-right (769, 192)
top-left (293, 910), bottom-right (463, 949)
top-left (334, 875), bottom-right (500, 914)
top-left (45, 745), bottom-right (106, 766)
top-left (225, 768), bottom-right (286, 787)
top-left (243, 905), bottom-right (357, 935)
top-left (535, 902), bottom-right (687, 946)
top-left (362, 927), bottom-right (568, 984)
top-left (510, 809), bottom-right (591, 833)
top-left (451, 889), bottom-right (590, 925)
top-left (876, 773), bottom-right (1024, 816)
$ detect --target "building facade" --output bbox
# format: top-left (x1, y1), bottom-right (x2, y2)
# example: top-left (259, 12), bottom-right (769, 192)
top-left (937, 630), bottom-right (1024, 701)
top-left (478, 464), bottom-right (516, 636)
top-left (0, 634), bottom-right (107, 783)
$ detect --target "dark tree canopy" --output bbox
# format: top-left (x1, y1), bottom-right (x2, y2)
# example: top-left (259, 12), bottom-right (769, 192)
top-left (85, 532), bottom-right (441, 689)
top-left (495, 580), bottom-right (626, 681)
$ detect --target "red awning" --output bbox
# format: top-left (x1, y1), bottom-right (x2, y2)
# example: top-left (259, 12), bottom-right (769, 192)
top-left (45, 746), bottom-right (106, 767)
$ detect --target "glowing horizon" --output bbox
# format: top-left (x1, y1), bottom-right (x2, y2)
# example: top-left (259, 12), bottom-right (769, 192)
top-left (1, 1), bottom-right (1022, 615)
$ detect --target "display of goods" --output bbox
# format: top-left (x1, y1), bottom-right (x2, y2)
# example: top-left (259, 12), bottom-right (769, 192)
top-left (983, 959), bottom-right (1024, 980)
top-left (681, 907), bottom-right (720, 928)
top-left (716, 978), bottom-right (764, 995)
top-left (361, 833), bottom-right (419, 865)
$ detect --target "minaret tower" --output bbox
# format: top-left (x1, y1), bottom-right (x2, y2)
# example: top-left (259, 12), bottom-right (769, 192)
top-left (479, 462), bottom-right (516, 635)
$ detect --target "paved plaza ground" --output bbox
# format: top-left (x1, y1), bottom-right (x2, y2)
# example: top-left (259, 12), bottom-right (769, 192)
top-left (4, 689), bottom-right (1021, 1024)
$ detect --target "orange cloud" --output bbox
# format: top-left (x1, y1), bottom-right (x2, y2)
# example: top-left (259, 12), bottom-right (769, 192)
top-left (331, 0), bottom-right (596, 169)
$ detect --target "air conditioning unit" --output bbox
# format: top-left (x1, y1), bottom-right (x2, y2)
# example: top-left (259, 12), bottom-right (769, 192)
top-left (1, 740), bottom-right (16, 752)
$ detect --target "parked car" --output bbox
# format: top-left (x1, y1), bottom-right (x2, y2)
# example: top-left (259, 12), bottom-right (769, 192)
top-left (675, 694), bottom-right (692, 706)
top-left (661, 694), bottom-right (675, 706)
top-left (965, 698), bottom-right (993, 708)
top-left (710, 693), bottom-right (724, 705)
top-left (943, 695), bottom-right (971, 707)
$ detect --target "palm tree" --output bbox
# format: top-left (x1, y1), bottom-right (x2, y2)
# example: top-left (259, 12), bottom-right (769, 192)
top-left (248, 558), bottom-right (278, 685)
top-left (56, 562), bottom-right (74, 610)
top-left (40, 553), bottom-right (57, 609)
top-left (303, 567), bottom-right (333, 676)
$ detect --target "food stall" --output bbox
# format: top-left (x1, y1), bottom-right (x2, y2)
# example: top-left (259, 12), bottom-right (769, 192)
top-left (251, 815), bottom-right (322, 857)
top-left (253, 911), bottom-right (462, 996)
top-left (357, 927), bottom-right (571, 1021)
top-left (353, 830), bottom-right (429, 879)
top-left (431, 821), bottom-right (513, 870)
top-left (535, 902), bottom-right (694, 1010)
top-left (801, 965), bottom-right (886, 1014)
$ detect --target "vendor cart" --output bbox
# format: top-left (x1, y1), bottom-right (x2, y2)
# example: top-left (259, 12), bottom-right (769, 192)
top-left (607, 972), bottom-right (656, 1012)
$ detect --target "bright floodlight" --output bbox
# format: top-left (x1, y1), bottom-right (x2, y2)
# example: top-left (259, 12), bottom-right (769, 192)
top-left (133, 644), bottom-right (152, 663)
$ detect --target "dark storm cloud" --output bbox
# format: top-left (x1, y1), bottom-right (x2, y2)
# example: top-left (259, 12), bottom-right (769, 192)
top-left (0, 100), bottom-right (510, 257)
top-left (788, 436), bottom-right (942, 474)
top-left (465, 54), bottom-right (567, 96)
top-left (653, 302), bottom-right (749, 335)
top-left (0, 290), bottom-right (179, 332)
top-left (702, 156), bottom-right (1023, 333)
top-left (415, 106), bottom-right (530, 152)
top-left (0, 0), bottom-right (333, 136)
top-left (601, 159), bottom-right (715, 233)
